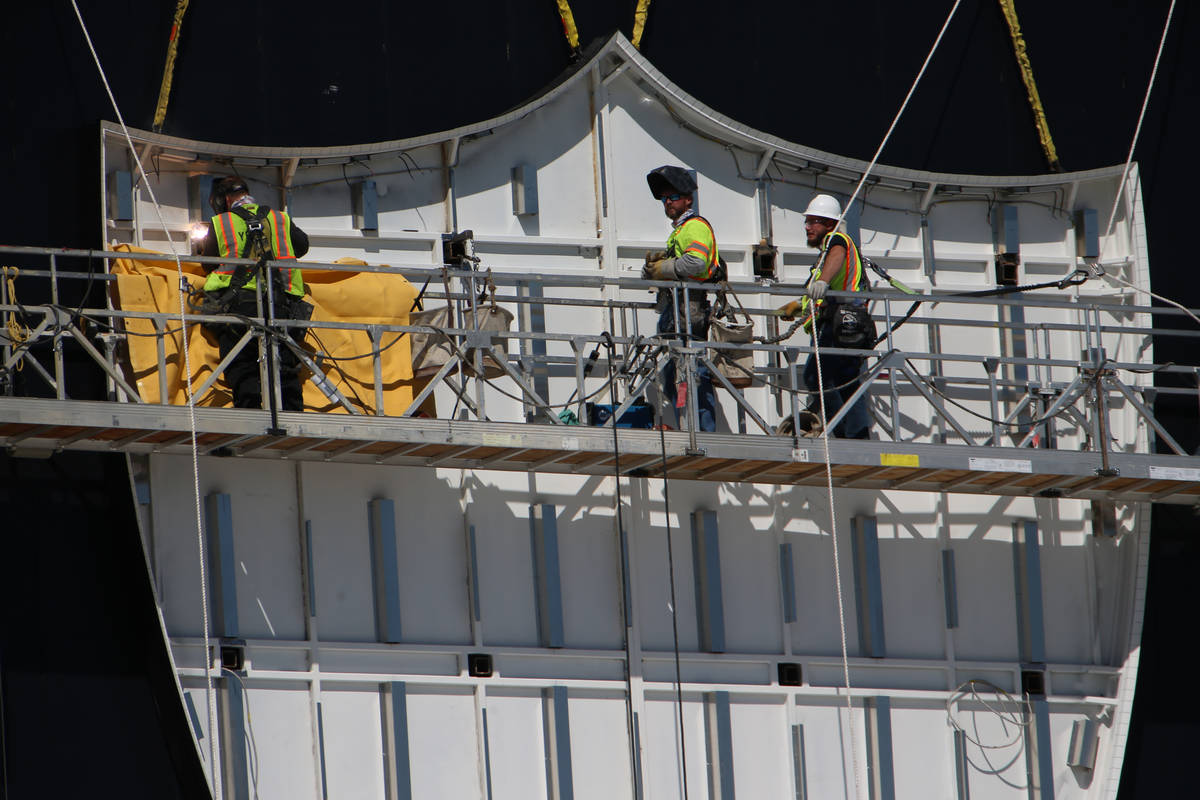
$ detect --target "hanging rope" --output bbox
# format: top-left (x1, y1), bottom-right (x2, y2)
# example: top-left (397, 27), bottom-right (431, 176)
top-left (632, 0), bottom-right (652, 49)
top-left (70, 4), bottom-right (220, 798)
top-left (152, 0), bottom-right (190, 133)
top-left (555, 0), bottom-right (582, 58)
top-left (1091, 1), bottom-right (1196, 325)
top-left (996, 0), bottom-right (1062, 172)
top-left (2, 268), bottom-right (30, 366)
top-left (807, 3), bottom-right (965, 798)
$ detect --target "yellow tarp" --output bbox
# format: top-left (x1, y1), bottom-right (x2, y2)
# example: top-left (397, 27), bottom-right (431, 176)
top-left (109, 245), bottom-right (430, 415)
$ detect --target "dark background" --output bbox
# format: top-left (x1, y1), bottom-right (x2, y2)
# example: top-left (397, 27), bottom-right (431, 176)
top-left (1, 1), bottom-right (1196, 796)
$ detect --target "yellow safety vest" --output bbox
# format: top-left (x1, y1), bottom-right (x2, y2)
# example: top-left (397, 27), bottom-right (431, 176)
top-left (203, 204), bottom-right (304, 296)
top-left (666, 214), bottom-right (720, 281)
top-left (801, 230), bottom-right (864, 333)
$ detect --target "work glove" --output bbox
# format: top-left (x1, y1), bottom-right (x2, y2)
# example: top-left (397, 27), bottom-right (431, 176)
top-left (777, 300), bottom-right (803, 321)
top-left (644, 258), bottom-right (677, 281)
top-left (807, 279), bottom-right (829, 302)
top-left (641, 250), bottom-right (667, 280)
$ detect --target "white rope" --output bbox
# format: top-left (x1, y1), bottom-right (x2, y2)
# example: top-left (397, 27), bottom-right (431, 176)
top-left (69, 5), bottom-right (221, 798)
top-left (1092, 1), bottom-right (1197, 326)
top-left (808, 3), bottom-right (964, 797)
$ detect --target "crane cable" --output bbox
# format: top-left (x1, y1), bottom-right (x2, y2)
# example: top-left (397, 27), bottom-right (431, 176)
top-left (152, 0), bottom-right (190, 133)
top-left (808, 3), bottom-right (964, 798)
top-left (70, 4), bottom-right (220, 798)
top-left (997, 0), bottom-right (1062, 172)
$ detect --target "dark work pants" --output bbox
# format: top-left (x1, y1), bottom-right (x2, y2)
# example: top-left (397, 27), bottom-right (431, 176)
top-left (205, 289), bottom-right (304, 411)
top-left (803, 315), bottom-right (870, 439)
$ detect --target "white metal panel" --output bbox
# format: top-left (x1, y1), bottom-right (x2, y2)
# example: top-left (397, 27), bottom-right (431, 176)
top-left (454, 88), bottom-right (597, 241)
top-left (890, 707), bottom-right (953, 800)
top-left (642, 695), bottom-right (709, 800)
top-left (795, 703), bottom-right (866, 800)
top-left (633, 482), bottom-right (703, 653)
top-left (567, 693), bottom-right (635, 800)
top-left (947, 504), bottom-right (1021, 663)
top-left (473, 479), bottom-right (540, 646)
top-left (485, 690), bottom-right (550, 800)
top-left (728, 696), bottom-right (791, 800)
top-left (301, 463), bottom-right (379, 642)
top-left (240, 685), bottom-right (319, 800)
top-left (713, 492), bottom-right (783, 654)
top-left (149, 454), bottom-right (305, 640)
top-left (556, 492), bottom-right (625, 649)
top-left (877, 515), bottom-right (946, 660)
top-left (406, 686), bottom-right (483, 800)
top-left (1040, 519), bottom-right (1097, 665)
top-left (958, 708), bottom-right (1029, 800)
top-left (785, 523), bottom-right (852, 658)
top-left (320, 686), bottom-right (387, 800)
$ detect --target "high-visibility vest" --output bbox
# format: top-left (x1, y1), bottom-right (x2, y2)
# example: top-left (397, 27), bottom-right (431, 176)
top-left (800, 229), bottom-right (864, 333)
top-left (203, 204), bottom-right (304, 296)
top-left (666, 213), bottom-right (720, 281)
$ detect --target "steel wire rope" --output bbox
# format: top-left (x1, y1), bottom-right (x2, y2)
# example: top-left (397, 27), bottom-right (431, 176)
top-left (69, 4), bottom-right (221, 796)
top-left (807, 3), bottom-right (964, 797)
top-left (654, 392), bottom-right (690, 800)
top-left (1090, 1), bottom-right (1198, 327)
top-left (601, 331), bottom-right (645, 800)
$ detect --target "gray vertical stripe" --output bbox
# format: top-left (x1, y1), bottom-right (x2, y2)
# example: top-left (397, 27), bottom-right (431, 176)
top-left (866, 696), bottom-right (896, 800)
top-left (941, 548), bottom-right (959, 629)
top-left (780, 542), bottom-right (797, 624)
top-left (205, 492), bottom-right (239, 639)
top-left (531, 504), bottom-right (565, 648)
top-left (316, 700), bottom-right (329, 799)
top-left (1012, 520), bottom-right (1046, 664)
top-left (692, 510), bottom-right (726, 653)
top-left (851, 516), bottom-right (886, 657)
top-left (468, 524), bottom-right (482, 623)
top-left (791, 724), bottom-right (808, 800)
top-left (305, 520), bottom-right (317, 618)
top-left (369, 498), bottom-right (402, 643)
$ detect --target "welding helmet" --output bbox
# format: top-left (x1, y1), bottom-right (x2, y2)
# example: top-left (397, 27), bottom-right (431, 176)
top-left (208, 176), bottom-right (250, 215)
top-left (646, 165), bottom-right (697, 199)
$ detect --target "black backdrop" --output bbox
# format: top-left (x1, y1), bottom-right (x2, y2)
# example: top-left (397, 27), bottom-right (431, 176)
top-left (1, 1), bottom-right (1196, 796)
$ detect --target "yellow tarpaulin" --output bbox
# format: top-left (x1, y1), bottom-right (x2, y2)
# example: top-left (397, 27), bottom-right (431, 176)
top-left (109, 245), bottom-right (430, 415)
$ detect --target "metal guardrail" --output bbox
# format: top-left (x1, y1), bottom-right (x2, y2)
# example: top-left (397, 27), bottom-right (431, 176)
top-left (1, 245), bottom-right (1197, 461)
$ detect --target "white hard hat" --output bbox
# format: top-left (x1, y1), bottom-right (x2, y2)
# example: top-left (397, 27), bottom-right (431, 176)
top-left (804, 194), bottom-right (842, 221)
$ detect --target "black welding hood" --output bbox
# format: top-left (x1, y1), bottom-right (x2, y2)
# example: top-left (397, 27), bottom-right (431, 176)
top-left (208, 176), bottom-right (250, 214)
top-left (646, 165), bottom-right (697, 198)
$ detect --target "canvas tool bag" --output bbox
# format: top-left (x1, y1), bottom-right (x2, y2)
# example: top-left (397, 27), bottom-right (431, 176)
top-left (708, 287), bottom-right (758, 388)
top-left (410, 269), bottom-right (513, 380)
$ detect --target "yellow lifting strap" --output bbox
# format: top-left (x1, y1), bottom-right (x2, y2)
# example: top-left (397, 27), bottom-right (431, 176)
top-left (632, 0), bottom-right (652, 49)
top-left (997, 0), bottom-right (1062, 172)
top-left (555, 0), bottom-right (581, 54)
top-left (152, 0), bottom-right (190, 133)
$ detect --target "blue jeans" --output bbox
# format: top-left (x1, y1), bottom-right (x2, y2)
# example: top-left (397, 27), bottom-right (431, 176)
top-left (803, 317), bottom-right (870, 439)
top-left (657, 297), bottom-right (716, 432)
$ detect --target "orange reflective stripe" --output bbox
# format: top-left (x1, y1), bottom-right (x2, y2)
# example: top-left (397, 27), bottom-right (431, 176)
top-left (216, 212), bottom-right (239, 258)
top-left (270, 210), bottom-right (293, 258)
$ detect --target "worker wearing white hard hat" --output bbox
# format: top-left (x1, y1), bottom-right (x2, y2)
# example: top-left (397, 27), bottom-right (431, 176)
top-left (777, 194), bottom-right (874, 438)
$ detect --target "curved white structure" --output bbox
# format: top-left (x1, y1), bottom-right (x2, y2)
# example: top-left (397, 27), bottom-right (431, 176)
top-left (92, 32), bottom-right (1164, 800)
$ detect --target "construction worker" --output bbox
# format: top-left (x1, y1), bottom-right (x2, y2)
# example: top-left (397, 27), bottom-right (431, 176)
top-left (198, 176), bottom-right (311, 411)
top-left (642, 165), bottom-right (721, 431)
top-left (779, 194), bottom-right (873, 439)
